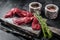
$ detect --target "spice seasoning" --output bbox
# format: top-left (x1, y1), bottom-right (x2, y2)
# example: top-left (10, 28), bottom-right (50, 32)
top-left (29, 2), bottom-right (42, 15)
top-left (45, 4), bottom-right (59, 19)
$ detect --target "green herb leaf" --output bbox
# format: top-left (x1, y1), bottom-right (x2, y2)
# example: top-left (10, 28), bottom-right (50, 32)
top-left (34, 11), bottom-right (52, 38)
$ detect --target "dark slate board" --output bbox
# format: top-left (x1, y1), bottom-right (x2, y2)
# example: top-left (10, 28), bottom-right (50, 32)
top-left (0, 18), bottom-right (41, 38)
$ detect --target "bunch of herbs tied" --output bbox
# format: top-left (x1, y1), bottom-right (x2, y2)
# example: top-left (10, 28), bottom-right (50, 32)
top-left (34, 11), bottom-right (52, 39)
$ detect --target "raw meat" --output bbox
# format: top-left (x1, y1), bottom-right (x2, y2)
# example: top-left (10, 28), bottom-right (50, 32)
top-left (13, 17), bottom-right (33, 25)
top-left (4, 8), bottom-right (41, 30)
top-left (4, 8), bottom-right (33, 18)
top-left (32, 17), bottom-right (41, 30)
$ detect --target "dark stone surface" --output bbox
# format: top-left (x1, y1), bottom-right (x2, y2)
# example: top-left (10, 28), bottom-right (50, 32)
top-left (0, 0), bottom-right (60, 40)
top-left (0, 30), bottom-right (21, 40)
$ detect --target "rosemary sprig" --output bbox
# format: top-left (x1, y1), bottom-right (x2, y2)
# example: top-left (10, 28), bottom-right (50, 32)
top-left (34, 11), bottom-right (52, 38)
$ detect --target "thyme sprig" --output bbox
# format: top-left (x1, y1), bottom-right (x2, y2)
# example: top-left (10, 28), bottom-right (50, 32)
top-left (34, 11), bottom-right (52, 38)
